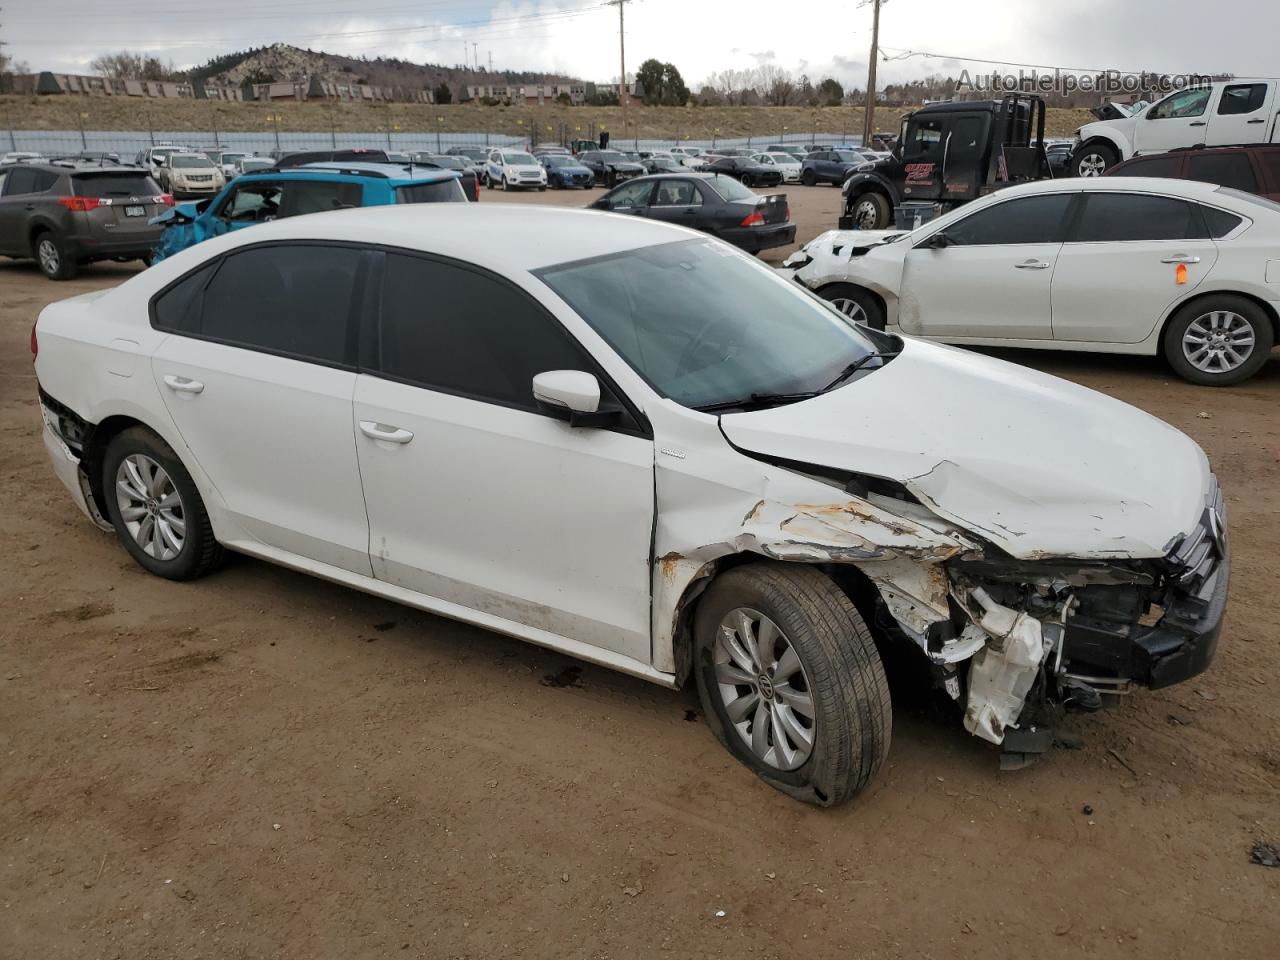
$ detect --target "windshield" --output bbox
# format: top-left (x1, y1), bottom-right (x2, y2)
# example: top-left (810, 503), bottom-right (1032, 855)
top-left (240, 159), bottom-right (273, 172)
top-left (703, 174), bottom-right (755, 202)
top-left (544, 156), bottom-right (574, 167)
top-left (538, 239), bottom-right (877, 409)
top-left (172, 155), bottom-right (214, 169)
top-left (503, 153), bottom-right (536, 165)
top-left (833, 150), bottom-right (864, 162)
top-left (598, 150), bottom-right (627, 162)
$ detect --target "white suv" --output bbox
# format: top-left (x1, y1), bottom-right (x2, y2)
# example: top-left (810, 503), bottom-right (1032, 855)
top-left (484, 149), bottom-right (547, 191)
top-left (34, 204), bottom-right (1228, 805)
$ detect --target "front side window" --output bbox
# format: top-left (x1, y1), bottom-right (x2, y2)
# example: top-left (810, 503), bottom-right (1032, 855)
top-left (502, 153), bottom-right (536, 165)
top-left (604, 180), bottom-right (653, 208)
top-left (1186, 153), bottom-right (1258, 193)
top-left (905, 120), bottom-right (944, 153)
top-left (163, 244), bottom-right (361, 365)
top-left (372, 253), bottom-right (594, 412)
top-left (1072, 193), bottom-right (1207, 242)
top-left (940, 193), bottom-right (1074, 246)
top-left (220, 183), bottom-right (284, 222)
top-left (1218, 83), bottom-right (1267, 116)
top-left (538, 239), bottom-right (879, 410)
top-left (1148, 87), bottom-right (1211, 120)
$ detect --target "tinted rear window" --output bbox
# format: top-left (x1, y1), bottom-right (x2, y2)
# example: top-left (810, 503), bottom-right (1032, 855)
top-left (73, 173), bottom-right (160, 198)
top-left (396, 180), bottom-right (466, 204)
top-left (1073, 193), bottom-right (1207, 242)
top-left (1116, 155), bottom-right (1181, 178)
top-left (702, 174), bottom-right (754, 202)
top-left (1186, 153), bottom-right (1258, 193)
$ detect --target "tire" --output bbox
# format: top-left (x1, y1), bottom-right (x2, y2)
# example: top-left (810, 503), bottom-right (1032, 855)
top-left (538, 185), bottom-right (546, 192)
top-left (800, 169), bottom-right (817, 187)
top-left (1162, 294), bottom-right (1274, 386)
top-left (1070, 141), bottom-right (1117, 178)
top-left (34, 230), bottom-right (78, 281)
top-left (102, 426), bottom-right (223, 581)
top-left (743, 174), bottom-right (754, 188)
top-left (818, 283), bottom-right (886, 330)
top-left (486, 175), bottom-right (494, 190)
top-left (847, 191), bottom-right (891, 230)
top-left (693, 563), bottom-right (891, 806)
top-left (501, 177), bottom-right (510, 191)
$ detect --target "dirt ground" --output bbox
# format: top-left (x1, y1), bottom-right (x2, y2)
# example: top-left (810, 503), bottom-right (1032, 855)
top-left (1, 184), bottom-right (1277, 960)
top-left (0, 94), bottom-right (1095, 141)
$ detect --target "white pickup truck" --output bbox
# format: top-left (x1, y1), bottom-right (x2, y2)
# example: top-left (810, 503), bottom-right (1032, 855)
top-left (1071, 79), bottom-right (1280, 177)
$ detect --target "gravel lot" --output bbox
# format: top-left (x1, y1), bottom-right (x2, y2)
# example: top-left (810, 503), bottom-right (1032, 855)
top-left (2, 182), bottom-right (1278, 959)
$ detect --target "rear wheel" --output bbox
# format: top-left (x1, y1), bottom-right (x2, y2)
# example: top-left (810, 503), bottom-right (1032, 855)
top-left (848, 191), bottom-right (891, 230)
top-left (102, 427), bottom-right (223, 581)
top-left (1162, 294), bottom-right (1274, 386)
top-left (1071, 142), bottom-right (1117, 177)
top-left (818, 283), bottom-right (886, 330)
top-left (34, 230), bottom-right (77, 281)
top-left (693, 564), bottom-right (891, 806)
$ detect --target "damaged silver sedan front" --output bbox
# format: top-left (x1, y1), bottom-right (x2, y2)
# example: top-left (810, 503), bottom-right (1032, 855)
top-left (36, 206), bottom-right (1228, 807)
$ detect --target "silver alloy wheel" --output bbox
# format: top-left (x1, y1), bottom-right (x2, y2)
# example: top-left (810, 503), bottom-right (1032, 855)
top-left (1077, 153), bottom-right (1107, 177)
top-left (115, 453), bottom-right (186, 561)
top-left (828, 297), bottom-right (869, 325)
top-left (713, 607), bottom-right (816, 771)
top-left (1182, 310), bottom-right (1256, 373)
top-left (37, 238), bottom-right (60, 275)
top-left (852, 198), bottom-right (881, 228)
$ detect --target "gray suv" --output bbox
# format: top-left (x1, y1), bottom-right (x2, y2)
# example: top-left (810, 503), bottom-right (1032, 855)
top-left (0, 161), bottom-right (167, 280)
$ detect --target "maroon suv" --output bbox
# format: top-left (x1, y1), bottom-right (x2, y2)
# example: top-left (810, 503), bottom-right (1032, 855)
top-left (1106, 144), bottom-right (1280, 201)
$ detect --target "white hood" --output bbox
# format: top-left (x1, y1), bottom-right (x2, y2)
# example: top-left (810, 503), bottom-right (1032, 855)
top-left (720, 338), bottom-right (1209, 561)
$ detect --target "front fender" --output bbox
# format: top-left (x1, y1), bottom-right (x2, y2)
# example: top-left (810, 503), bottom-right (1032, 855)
top-left (1075, 120), bottom-right (1134, 160)
top-left (842, 172), bottom-right (901, 210)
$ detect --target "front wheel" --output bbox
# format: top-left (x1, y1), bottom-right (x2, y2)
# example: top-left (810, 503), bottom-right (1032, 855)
top-left (538, 185), bottom-right (546, 192)
top-left (818, 283), bottom-right (886, 330)
top-left (693, 564), bottom-right (891, 806)
top-left (102, 427), bottom-right (223, 581)
top-left (847, 191), bottom-right (891, 230)
top-left (800, 169), bottom-right (817, 187)
top-left (1070, 142), bottom-right (1117, 178)
top-left (1162, 295), bottom-right (1274, 386)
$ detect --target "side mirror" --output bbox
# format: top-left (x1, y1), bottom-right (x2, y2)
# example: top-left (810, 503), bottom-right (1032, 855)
top-left (532, 370), bottom-right (619, 427)
top-left (923, 231), bottom-right (951, 249)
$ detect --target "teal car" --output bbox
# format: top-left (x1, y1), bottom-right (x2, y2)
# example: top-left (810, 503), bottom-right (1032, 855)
top-left (150, 163), bottom-right (467, 262)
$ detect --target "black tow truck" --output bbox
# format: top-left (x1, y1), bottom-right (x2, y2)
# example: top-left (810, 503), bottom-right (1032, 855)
top-left (839, 94), bottom-right (1052, 230)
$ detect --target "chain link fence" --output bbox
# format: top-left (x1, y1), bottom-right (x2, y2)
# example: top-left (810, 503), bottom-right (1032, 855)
top-left (5, 126), bottom-right (865, 160)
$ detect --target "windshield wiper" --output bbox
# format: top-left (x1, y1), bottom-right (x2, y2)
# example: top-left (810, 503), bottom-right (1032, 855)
top-left (694, 390), bottom-right (821, 414)
top-left (820, 348), bottom-right (902, 393)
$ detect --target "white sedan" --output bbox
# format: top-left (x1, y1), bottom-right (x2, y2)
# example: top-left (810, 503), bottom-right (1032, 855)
top-left (751, 151), bottom-right (803, 183)
top-left (35, 204), bottom-right (1228, 804)
top-left (784, 177), bottom-right (1279, 385)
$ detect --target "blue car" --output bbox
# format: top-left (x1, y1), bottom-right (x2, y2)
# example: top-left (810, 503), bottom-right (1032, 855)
top-left (150, 162), bottom-right (467, 261)
top-left (539, 154), bottom-right (595, 189)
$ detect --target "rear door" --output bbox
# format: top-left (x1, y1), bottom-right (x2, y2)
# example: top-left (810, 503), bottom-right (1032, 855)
top-left (0, 166), bottom-right (36, 255)
top-left (901, 191), bottom-right (1076, 340)
top-left (599, 178), bottom-right (654, 215)
top-left (1207, 82), bottom-right (1276, 146)
top-left (1050, 192), bottom-right (1220, 343)
top-left (206, 179), bottom-right (286, 238)
top-left (150, 242), bottom-right (373, 574)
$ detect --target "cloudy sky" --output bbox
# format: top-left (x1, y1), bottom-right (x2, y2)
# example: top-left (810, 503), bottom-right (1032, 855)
top-left (4, 0), bottom-right (1276, 88)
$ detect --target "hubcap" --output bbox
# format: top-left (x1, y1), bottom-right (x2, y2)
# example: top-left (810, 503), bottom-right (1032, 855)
top-left (1183, 310), bottom-right (1255, 373)
top-left (713, 608), bottom-right (815, 771)
top-left (829, 297), bottom-right (868, 325)
top-left (37, 238), bottom-right (59, 274)
top-left (853, 199), bottom-right (880, 228)
top-left (1077, 154), bottom-right (1106, 177)
top-left (115, 454), bottom-right (186, 561)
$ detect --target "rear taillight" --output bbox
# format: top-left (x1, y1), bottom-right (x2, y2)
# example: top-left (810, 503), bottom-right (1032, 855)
top-left (57, 196), bottom-right (102, 212)
top-left (30, 322), bottom-right (38, 361)
top-left (158, 193), bottom-right (175, 206)
top-left (739, 210), bottom-right (765, 227)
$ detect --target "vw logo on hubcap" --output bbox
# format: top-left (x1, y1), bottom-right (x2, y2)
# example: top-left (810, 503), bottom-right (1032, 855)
top-left (757, 674), bottom-right (775, 700)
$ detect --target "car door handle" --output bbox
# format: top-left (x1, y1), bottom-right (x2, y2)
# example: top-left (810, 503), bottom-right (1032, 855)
top-left (1014, 259), bottom-right (1051, 270)
top-left (1161, 254), bottom-right (1202, 264)
top-left (162, 374), bottom-right (204, 394)
top-left (1247, 118), bottom-right (1264, 124)
top-left (1188, 121), bottom-right (1206, 127)
top-left (359, 420), bottom-right (414, 444)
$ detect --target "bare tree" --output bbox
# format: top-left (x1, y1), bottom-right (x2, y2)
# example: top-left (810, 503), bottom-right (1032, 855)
top-left (89, 50), bottom-right (177, 81)
top-left (758, 64), bottom-right (795, 106)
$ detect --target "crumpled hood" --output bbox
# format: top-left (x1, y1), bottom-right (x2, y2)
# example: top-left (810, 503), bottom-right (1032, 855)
top-left (720, 338), bottom-right (1209, 561)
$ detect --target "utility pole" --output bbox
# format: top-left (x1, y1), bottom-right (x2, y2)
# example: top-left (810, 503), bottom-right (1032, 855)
top-left (473, 43), bottom-right (479, 73)
top-left (488, 51), bottom-right (493, 73)
top-left (605, 0), bottom-right (631, 135)
top-left (861, 0), bottom-right (882, 147)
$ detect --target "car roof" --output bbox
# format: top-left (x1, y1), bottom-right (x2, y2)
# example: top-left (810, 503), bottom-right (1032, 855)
top-left (184, 204), bottom-right (695, 273)
top-left (999, 176), bottom-right (1233, 200)
top-left (300, 162), bottom-right (459, 181)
